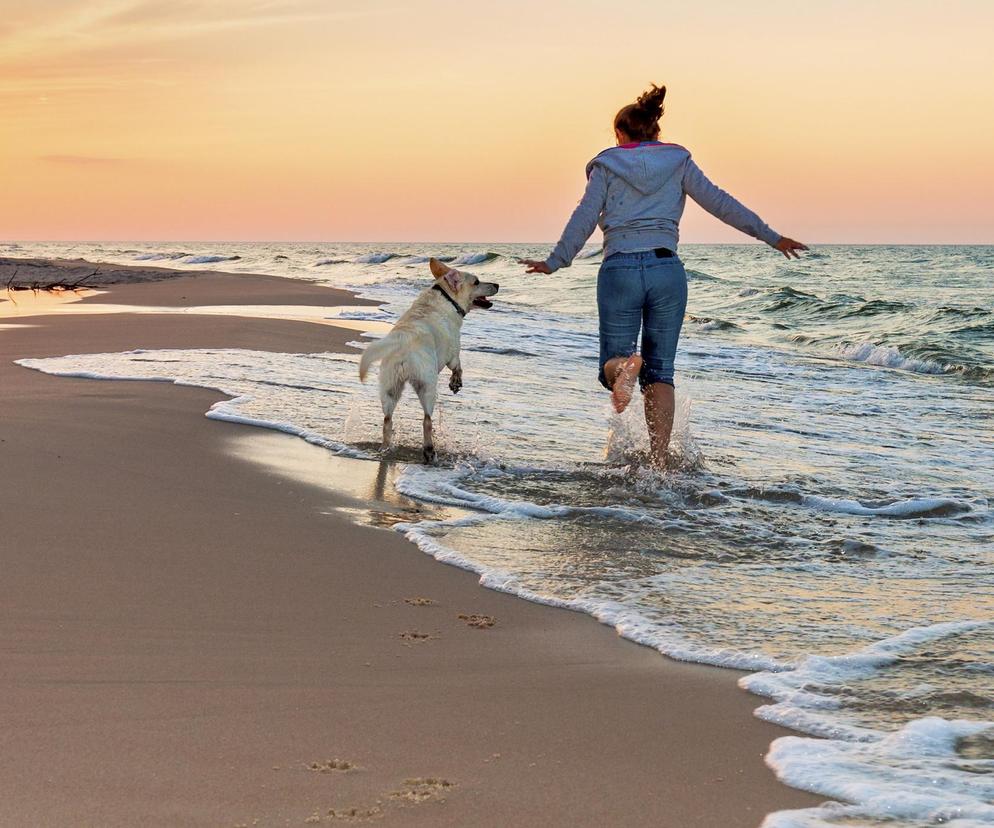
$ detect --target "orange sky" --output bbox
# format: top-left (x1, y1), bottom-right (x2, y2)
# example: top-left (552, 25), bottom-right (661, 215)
top-left (1, 0), bottom-right (992, 243)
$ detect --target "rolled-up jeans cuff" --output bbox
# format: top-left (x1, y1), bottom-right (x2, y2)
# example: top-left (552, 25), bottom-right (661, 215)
top-left (598, 360), bottom-right (675, 391)
top-left (639, 366), bottom-right (675, 389)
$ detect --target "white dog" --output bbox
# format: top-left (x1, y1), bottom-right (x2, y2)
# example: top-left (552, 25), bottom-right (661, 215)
top-left (358, 257), bottom-right (499, 463)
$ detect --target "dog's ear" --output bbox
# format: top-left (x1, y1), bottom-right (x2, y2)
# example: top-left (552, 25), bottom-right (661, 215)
top-left (442, 268), bottom-right (463, 293)
top-left (430, 258), bottom-right (462, 292)
top-left (429, 258), bottom-right (450, 279)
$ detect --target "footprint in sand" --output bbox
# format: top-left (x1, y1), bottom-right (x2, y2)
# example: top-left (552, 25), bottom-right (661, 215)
top-left (308, 758), bottom-right (359, 773)
top-left (322, 776), bottom-right (456, 822)
top-left (399, 630), bottom-right (435, 642)
top-left (458, 613), bottom-right (497, 629)
top-left (326, 804), bottom-right (384, 822)
top-left (318, 777), bottom-right (456, 823)
top-left (390, 777), bottom-right (456, 804)
top-left (404, 596), bottom-right (435, 606)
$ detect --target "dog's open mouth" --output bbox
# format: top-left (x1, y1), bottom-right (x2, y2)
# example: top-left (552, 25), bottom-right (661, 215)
top-left (472, 297), bottom-right (494, 310)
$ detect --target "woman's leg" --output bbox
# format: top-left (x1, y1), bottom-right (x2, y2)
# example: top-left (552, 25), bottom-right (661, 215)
top-left (643, 381), bottom-right (675, 461)
top-left (597, 256), bottom-right (645, 413)
top-left (639, 259), bottom-right (688, 467)
top-left (603, 353), bottom-right (643, 413)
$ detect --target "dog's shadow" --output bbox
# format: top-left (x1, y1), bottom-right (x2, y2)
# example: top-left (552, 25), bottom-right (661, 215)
top-left (353, 442), bottom-right (440, 466)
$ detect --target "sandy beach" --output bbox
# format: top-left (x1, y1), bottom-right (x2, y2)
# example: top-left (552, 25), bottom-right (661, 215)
top-left (0, 261), bottom-right (822, 827)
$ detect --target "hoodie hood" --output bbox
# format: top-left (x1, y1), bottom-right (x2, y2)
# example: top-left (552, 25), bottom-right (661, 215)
top-left (544, 140), bottom-right (781, 272)
top-left (585, 141), bottom-right (688, 196)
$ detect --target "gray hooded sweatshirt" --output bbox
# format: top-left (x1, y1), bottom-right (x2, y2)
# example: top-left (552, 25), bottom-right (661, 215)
top-left (545, 141), bottom-right (780, 271)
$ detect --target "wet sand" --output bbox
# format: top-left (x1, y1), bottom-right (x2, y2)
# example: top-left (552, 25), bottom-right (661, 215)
top-left (0, 261), bottom-right (822, 826)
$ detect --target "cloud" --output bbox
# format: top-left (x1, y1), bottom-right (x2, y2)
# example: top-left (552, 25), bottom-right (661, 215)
top-left (0, 0), bottom-right (390, 103)
top-left (102, 0), bottom-right (350, 29)
top-left (1, 0), bottom-right (385, 58)
top-left (39, 154), bottom-right (127, 165)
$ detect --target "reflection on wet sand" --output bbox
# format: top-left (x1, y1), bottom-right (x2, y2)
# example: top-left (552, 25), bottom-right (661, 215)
top-left (0, 288), bottom-right (390, 333)
top-left (223, 430), bottom-right (462, 529)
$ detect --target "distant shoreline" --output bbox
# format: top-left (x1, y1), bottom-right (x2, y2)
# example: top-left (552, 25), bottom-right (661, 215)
top-left (0, 255), bottom-right (254, 290)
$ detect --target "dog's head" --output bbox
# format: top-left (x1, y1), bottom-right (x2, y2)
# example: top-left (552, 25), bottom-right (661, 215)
top-left (429, 258), bottom-right (499, 311)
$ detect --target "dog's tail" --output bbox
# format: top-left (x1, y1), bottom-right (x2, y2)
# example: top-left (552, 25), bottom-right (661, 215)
top-left (358, 336), bottom-right (400, 382)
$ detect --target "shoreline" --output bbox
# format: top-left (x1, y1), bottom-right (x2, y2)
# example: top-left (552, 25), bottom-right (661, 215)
top-left (0, 261), bottom-right (823, 826)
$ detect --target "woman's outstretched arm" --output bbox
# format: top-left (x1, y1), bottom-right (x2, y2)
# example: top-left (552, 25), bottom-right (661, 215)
top-left (682, 158), bottom-right (807, 259)
top-left (521, 166), bottom-right (608, 274)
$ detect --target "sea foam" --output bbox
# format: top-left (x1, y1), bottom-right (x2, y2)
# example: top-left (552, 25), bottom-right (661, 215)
top-left (744, 622), bottom-right (994, 825)
top-left (836, 341), bottom-right (949, 375)
top-left (762, 718), bottom-right (994, 827)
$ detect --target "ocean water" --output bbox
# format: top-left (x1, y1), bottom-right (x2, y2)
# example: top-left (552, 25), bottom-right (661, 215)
top-left (8, 240), bottom-right (993, 827)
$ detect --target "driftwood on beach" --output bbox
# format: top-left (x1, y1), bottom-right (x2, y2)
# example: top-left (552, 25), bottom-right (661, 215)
top-left (3, 263), bottom-right (100, 292)
top-left (0, 256), bottom-right (205, 291)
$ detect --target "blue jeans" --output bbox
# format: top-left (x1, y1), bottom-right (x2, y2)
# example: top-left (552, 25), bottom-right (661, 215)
top-left (596, 251), bottom-right (688, 390)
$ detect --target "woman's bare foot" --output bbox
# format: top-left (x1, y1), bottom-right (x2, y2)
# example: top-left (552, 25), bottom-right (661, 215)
top-left (611, 354), bottom-right (643, 413)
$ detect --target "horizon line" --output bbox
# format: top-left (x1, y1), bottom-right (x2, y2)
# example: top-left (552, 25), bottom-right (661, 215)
top-left (4, 240), bottom-right (993, 247)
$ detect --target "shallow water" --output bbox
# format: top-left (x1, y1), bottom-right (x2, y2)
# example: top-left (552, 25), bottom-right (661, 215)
top-left (8, 240), bottom-right (994, 826)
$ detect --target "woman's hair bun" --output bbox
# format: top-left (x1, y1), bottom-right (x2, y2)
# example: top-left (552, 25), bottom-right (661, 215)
top-left (613, 81), bottom-right (667, 141)
top-left (636, 84), bottom-right (667, 119)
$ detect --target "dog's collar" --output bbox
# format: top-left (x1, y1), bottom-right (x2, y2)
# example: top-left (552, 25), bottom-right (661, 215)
top-left (432, 283), bottom-right (466, 318)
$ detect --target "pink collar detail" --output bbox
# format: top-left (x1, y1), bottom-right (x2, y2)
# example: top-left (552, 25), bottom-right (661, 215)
top-left (617, 140), bottom-right (680, 150)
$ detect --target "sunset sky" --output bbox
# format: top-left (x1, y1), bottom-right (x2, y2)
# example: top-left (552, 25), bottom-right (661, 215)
top-left (1, 0), bottom-right (992, 243)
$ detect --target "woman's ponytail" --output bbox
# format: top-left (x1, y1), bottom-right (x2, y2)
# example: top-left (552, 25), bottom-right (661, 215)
top-left (614, 83), bottom-right (667, 142)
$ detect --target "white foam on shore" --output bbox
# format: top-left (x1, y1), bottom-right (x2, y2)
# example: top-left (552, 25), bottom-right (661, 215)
top-left (802, 493), bottom-right (969, 519)
top-left (743, 620), bottom-right (992, 735)
top-left (742, 621), bottom-right (994, 826)
top-left (398, 514), bottom-right (788, 672)
top-left (204, 402), bottom-right (373, 460)
top-left (394, 464), bottom-right (693, 530)
top-left (762, 718), bottom-right (994, 827)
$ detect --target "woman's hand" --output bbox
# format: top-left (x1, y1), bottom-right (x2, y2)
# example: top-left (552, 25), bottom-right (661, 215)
top-left (774, 237), bottom-right (809, 259)
top-left (519, 258), bottom-right (552, 274)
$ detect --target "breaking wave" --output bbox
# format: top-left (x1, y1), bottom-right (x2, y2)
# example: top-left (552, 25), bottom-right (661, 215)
top-left (688, 314), bottom-right (740, 332)
top-left (836, 341), bottom-right (951, 375)
top-left (451, 251), bottom-right (500, 266)
top-left (182, 254), bottom-right (241, 264)
top-left (353, 252), bottom-right (398, 264)
top-left (133, 251), bottom-right (191, 261)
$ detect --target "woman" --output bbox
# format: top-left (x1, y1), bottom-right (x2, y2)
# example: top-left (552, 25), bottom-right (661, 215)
top-left (521, 83), bottom-right (807, 468)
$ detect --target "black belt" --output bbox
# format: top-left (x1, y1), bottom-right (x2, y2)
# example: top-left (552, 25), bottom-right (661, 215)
top-left (653, 247), bottom-right (675, 258)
